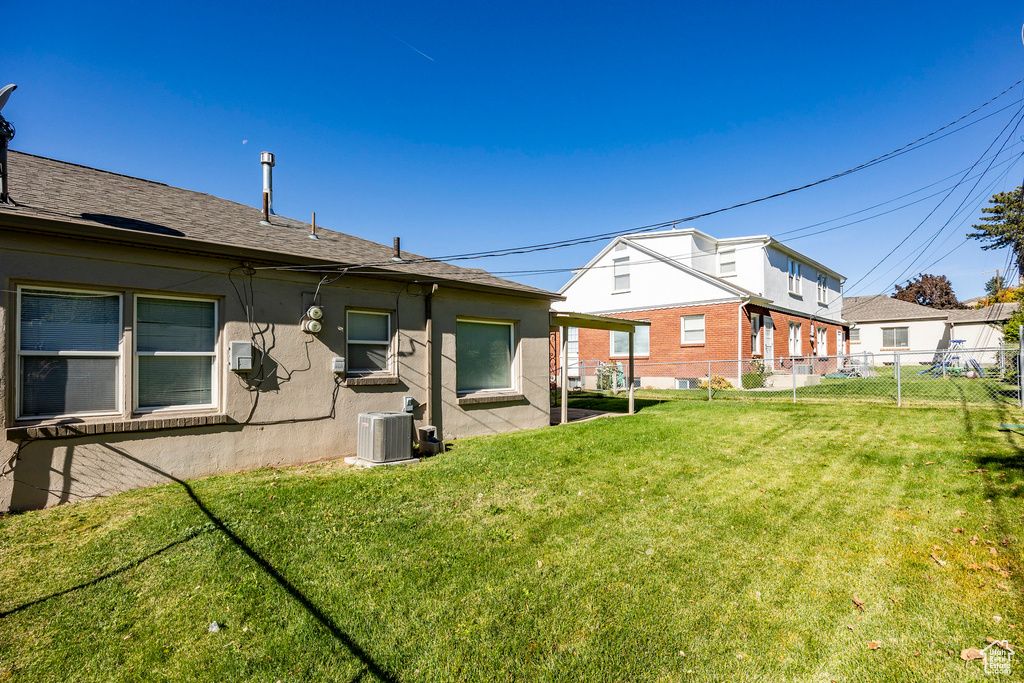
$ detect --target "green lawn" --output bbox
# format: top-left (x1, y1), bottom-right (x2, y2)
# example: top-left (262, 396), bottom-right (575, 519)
top-left (2, 400), bottom-right (1023, 681)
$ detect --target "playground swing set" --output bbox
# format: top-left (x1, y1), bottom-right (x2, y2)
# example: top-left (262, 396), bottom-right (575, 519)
top-left (919, 339), bottom-right (985, 378)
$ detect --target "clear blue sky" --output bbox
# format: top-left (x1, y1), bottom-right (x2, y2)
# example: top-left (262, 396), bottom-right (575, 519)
top-left (5, 1), bottom-right (1024, 299)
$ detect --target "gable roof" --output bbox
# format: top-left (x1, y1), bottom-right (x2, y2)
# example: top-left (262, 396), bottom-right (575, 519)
top-left (946, 303), bottom-right (1019, 324)
top-left (0, 151), bottom-right (557, 300)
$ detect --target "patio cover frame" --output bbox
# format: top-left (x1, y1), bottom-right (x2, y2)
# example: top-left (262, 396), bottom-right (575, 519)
top-left (550, 311), bottom-right (652, 425)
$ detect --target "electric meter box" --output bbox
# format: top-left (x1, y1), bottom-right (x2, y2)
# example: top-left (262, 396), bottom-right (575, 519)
top-left (229, 341), bottom-right (253, 372)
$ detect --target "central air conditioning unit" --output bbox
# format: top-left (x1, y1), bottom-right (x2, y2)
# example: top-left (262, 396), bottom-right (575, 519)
top-left (357, 412), bottom-right (413, 463)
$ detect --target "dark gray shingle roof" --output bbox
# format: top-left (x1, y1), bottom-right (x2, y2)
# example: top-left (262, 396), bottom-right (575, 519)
top-left (0, 151), bottom-right (556, 299)
top-left (945, 303), bottom-right (1019, 324)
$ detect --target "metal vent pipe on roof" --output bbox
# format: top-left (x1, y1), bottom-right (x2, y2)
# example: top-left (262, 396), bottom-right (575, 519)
top-left (260, 151), bottom-right (275, 222)
top-left (392, 237), bottom-right (402, 262)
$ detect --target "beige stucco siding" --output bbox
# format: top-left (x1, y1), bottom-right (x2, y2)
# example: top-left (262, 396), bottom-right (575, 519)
top-left (1, 231), bottom-right (551, 511)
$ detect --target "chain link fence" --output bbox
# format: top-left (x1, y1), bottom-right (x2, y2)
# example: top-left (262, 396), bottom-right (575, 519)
top-left (568, 345), bottom-right (1022, 407)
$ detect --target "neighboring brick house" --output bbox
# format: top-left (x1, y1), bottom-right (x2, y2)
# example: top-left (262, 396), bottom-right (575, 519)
top-left (551, 228), bottom-right (848, 388)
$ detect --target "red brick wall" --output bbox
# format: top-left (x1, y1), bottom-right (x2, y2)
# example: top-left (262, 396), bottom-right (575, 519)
top-left (553, 304), bottom-right (850, 378)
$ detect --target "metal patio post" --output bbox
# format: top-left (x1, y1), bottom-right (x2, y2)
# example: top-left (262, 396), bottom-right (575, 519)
top-left (896, 353), bottom-right (902, 407)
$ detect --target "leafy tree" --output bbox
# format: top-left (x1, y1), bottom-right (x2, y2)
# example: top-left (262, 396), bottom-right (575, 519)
top-left (985, 274), bottom-right (1006, 297)
top-left (968, 186), bottom-right (1024, 277)
top-left (1003, 305), bottom-right (1024, 344)
top-left (891, 273), bottom-right (964, 309)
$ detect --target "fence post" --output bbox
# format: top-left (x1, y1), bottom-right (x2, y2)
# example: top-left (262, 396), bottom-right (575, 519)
top-left (792, 360), bottom-right (797, 403)
top-left (1019, 325), bottom-right (1023, 410)
top-left (708, 360), bottom-right (712, 401)
top-left (896, 353), bottom-right (902, 407)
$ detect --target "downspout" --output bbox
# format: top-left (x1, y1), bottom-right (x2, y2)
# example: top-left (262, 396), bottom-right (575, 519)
top-left (425, 284), bottom-right (440, 436)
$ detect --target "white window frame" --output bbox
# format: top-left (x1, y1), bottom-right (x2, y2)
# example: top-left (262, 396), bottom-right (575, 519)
top-left (612, 257), bottom-right (630, 292)
top-left (681, 314), bottom-right (706, 345)
top-left (346, 309), bottom-right (394, 375)
top-left (850, 327), bottom-right (860, 344)
top-left (816, 325), bottom-right (828, 358)
top-left (16, 285), bottom-right (124, 420)
top-left (816, 274), bottom-right (828, 305)
top-left (882, 326), bottom-right (909, 349)
top-left (719, 249), bottom-right (736, 277)
top-left (610, 321), bottom-right (650, 358)
top-left (134, 294), bottom-right (219, 413)
top-left (789, 322), bottom-right (802, 356)
top-left (456, 318), bottom-right (517, 394)
top-left (788, 259), bottom-right (802, 295)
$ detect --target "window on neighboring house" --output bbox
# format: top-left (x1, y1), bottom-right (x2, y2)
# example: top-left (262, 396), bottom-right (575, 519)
top-left (816, 325), bottom-right (828, 357)
top-left (346, 310), bottom-right (392, 374)
top-left (882, 327), bottom-right (909, 348)
top-left (817, 274), bottom-right (828, 305)
top-left (18, 288), bottom-right (122, 418)
top-left (457, 319), bottom-right (515, 393)
top-left (719, 250), bottom-right (736, 276)
top-left (789, 322), bottom-right (802, 356)
top-left (610, 322), bottom-right (650, 357)
top-left (681, 314), bottom-right (706, 344)
top-left (613, 257), bottom-right (630, 291)
top-left (135, 296), bottom-right (217, 410)
top-left (750, 313), bottom-right (761, 354)
top-left (788, 259), bottom-right (802, 295)
top-left (850, 328), bottom-right (861, 344)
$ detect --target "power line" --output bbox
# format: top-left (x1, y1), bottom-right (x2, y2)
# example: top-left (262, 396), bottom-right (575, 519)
top-left (256, 77), bottom-right (1024, 274)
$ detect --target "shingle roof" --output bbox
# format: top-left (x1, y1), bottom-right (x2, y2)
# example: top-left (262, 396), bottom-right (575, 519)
top-left (0, 151), bottom-right (557, 299)
top-left (843, 296), bottom-right (1018, 324)
top-left (945, 303), bottom-right (1019, 324)
top-left (842, 296), bottom-right (951, 322)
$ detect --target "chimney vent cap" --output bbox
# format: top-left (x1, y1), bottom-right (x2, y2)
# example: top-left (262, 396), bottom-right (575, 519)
top-left (260, 151), bottom-right (275, 166)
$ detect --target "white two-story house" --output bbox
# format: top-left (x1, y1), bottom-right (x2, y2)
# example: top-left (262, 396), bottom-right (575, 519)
top-left (552, 228), bottom-right (848, 388)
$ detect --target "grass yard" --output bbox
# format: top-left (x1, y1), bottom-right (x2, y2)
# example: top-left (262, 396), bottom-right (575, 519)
top-left (2, 400), bottom-right (1023, 681)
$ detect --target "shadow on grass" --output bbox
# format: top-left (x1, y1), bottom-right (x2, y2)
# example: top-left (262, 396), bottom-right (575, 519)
top-left (2, 442), bottom-right (400, 683)
top-left (550, 391), bottom-right (666, 413)
top-left (0, 528), bottom-right (208, 618)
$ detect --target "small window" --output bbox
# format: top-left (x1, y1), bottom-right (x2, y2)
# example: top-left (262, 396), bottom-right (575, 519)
top-left (816, 274), bottom-right (828, 304)
top-left (610, 323), bottom-right (650, 357)
top-left (457, 319), bottom-right (515, 393)
top-left (135, 297), bottom-right (217, 410)
top-left (613, 257), bottom-right (630, 291)
top-left (750, 313), bottom-right (761, 354)
top-left (681, 314), bottom-right (706, 344)
top-left (788, 259), bottom-right (802, 295)
top-left (882, 327), bottom-right (909, 348)
top-left (18, 288), bottom-right (122, 418)
top-left (347, 310), bottom-right (392, 373)
top-left (719, 250), bottom-right (736, 276)
top-left (850, 328), bottom-right (861, 344)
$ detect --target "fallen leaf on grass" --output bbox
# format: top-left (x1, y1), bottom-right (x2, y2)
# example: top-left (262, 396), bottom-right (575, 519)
top-left (952, 527), bottom-right (964, 533)
top-left (956, 510), bottom-right (967, 517)
top-left (998, 583), bottom-right (1011, 592)
top-left (868, 641), bottom-right (881, 650)
top-left (846, 625), bottom-right (854, 631)
top-left (852, 595), bottom-right (865, 610)
top-left (965, 469), bottom-right (987, 474)
top-left (924, 461), bottom-right (936, 465)
top-left (889, 595), bottom-right (899, 606)
top-left (961, 648), bottom-right (985, 662)
top-left (965, 563), bottom-right (982, 571)
top-left (970, 536), bottom-right (979, 546)
top-left (931, 553), bottom-right (947, 567)
top-left (990, 547), bottom-right (999, 556)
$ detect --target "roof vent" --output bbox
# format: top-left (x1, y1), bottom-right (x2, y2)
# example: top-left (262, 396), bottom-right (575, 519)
top-left (260, 151), bottom-right (275, 224)
top-left (0, 83), bottom-right (17, 205)
top-left (392, 237), bottom-right (403, 262)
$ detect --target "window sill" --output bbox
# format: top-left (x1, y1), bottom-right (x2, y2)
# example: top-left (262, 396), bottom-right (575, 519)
top-left (880, 347), bottom-right (910, 352)
top-left (680, 342), bottom-right (706, 347)
top-left (611, 290), bottom-right (630, 295)
top-left (344, 375), bottom-right (399, 386)
top-left (7, 413), bottom-right (230, 441)
top-left (610, 355), bottom-right (649, 360)
top-left (457, 391), bottom-right (525, 406)
top-left (789, 292), bottom-right (803, 298)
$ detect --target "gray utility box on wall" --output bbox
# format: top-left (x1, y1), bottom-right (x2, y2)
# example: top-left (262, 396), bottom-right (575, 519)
top-left (357, 412), bottom-right (413, 463)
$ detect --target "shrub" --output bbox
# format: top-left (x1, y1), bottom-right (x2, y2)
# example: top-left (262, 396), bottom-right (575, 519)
top-left (741, 372), bottom-right (764, 389)
top-left (699, 375), bottom-right (734, 391)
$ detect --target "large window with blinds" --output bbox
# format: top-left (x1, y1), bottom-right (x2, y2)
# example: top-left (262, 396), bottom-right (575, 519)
top-left (135, 296), bottom-right (217, 410)
top-left (18, 288), bottom-right (122, 418)
top-left (456, 319), bottom-right (515, 393)
top-left (16, 287), bottom-right (219, 419)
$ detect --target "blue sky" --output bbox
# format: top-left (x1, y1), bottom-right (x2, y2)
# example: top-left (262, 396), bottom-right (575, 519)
top-left (5, 1), bottom-right (1024, 298)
